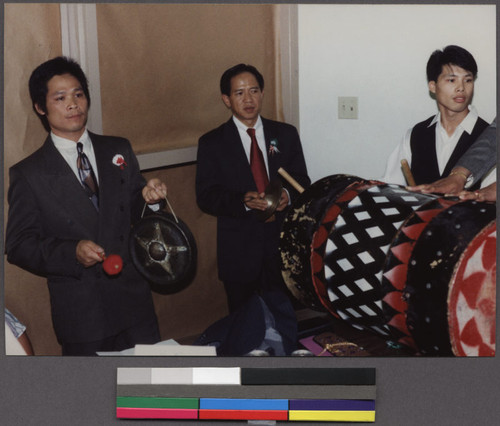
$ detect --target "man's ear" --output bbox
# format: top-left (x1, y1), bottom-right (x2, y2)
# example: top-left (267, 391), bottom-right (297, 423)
top-left (428, 81), bottom-right (436, 94)
top-left (221, 95), bottom-right (231, 109)
top-left (34, 104), bottom-right (46, 115)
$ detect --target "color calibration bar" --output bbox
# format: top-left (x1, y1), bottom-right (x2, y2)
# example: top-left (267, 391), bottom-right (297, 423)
top-left (116, 367), bottom-right (376, 422)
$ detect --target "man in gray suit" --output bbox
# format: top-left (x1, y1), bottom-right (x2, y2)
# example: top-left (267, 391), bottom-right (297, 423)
top-left (5, 57), bottom-right (167, 355)
top-left (409, 117), bottom-right (496, 201)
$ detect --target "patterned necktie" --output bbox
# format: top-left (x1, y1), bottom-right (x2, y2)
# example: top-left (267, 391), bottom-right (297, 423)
top-left (77, 142), bottom-right (99, 210)
top-left (247, 128), bottom-right (269, 193)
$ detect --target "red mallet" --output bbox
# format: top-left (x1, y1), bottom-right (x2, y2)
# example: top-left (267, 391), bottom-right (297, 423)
top-left (101, 253), bottom-right (123, 275)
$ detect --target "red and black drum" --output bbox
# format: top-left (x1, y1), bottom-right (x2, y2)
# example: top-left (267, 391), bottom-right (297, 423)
top-left (280, 174), bottom-right (363, 310)
top-left (402, 200), bottom-right (495, 355)
top-left (281, 174), bottom-right (496, 356)
top-left (448, 221), bottom-right (496, 356)
top-left (310, 180), bottom-right (436, 347)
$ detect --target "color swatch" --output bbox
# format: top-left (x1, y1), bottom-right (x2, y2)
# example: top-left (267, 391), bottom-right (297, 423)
top-left (116, 367), bottom-right (376, 422)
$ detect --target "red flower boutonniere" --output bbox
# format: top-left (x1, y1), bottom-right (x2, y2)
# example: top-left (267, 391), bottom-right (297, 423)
top-left (269, 139), bottom-right (280, 156)
top-left (112, 154), bottom-right (127, 170)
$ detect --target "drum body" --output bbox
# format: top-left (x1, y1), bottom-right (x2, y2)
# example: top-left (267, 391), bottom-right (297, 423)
top-left (281, 175), bottom-right (496, 356)
top-left (280, 174), bottom-right (363, 310)
top-left (310, 182), bottom-right (436, 349)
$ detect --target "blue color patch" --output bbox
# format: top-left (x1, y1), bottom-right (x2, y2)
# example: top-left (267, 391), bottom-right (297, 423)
top-left (200, 398), bottom-right (289, 411)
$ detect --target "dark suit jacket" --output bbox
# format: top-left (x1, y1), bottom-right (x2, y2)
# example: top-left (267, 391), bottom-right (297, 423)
top-left (456, 117), bottom-right (496, 185)
top-left (5, 132), bottom-right (157, 344)
top-left (195, 117), bottom-right (310, 283)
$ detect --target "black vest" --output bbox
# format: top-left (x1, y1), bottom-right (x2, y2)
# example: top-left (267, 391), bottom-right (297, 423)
top-left (410, 115), bottom-right (489, 188)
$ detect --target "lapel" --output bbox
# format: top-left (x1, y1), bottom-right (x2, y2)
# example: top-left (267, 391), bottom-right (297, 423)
top-left (89, 132), bottom-right (126, 234)
top-left (223, 119), bottom-right (256, 189)
top-left (262, 118), bottom-right (279, 180)
top-left (40, 136), bottom-right (99, 232)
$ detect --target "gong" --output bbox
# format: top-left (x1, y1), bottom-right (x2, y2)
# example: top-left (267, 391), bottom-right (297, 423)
top-left (129, 211), bottom-right (197, 294)
top-left (254, 178), bottom-right (283, 222)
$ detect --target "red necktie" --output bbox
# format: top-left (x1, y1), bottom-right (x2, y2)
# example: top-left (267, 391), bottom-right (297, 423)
top-left (247, 128), bottom-right (269, 193)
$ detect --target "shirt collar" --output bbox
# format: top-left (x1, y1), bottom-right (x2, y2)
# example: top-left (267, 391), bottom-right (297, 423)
top-left (51, 128), bottom-right (90, 151)
top-left (232, 115), bottom-right (263, 133)
top-left (429, 105), bottom-right (478, 134)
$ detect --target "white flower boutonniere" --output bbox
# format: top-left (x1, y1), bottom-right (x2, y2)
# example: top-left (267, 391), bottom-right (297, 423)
top-left (112, 154), bottom-right (127, 170)
top-left (269, 139), bottom-right (280, 156)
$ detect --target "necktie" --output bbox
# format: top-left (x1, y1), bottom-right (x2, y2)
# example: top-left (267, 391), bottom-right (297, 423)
top-left (247, 128), bottom-right (269, 193)
top-left (77, 142), bottom-right (99, 210)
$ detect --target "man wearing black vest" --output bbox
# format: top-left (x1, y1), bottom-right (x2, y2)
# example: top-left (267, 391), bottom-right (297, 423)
top-left (382, 45), bottom-right (489, 188)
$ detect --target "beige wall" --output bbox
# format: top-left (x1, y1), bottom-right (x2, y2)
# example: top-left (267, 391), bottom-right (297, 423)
top-left (96, 4), bottom-right (278, 154)
top-left (4, 4), bottom-right (279, 355)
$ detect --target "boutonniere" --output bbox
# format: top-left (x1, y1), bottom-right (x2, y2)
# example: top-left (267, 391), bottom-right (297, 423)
top-left (112, 154), bottom-right (127, 170)
top-left (268, 139), bottom-right (280, 156)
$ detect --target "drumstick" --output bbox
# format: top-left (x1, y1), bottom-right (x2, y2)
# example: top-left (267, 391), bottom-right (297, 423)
top-left (400, 159), bottom-right (416, 186)
top-left (278, 167), bottom-right (305, 193)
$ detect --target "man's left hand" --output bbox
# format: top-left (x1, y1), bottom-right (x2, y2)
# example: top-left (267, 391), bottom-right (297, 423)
top-left (275, 189), bottom-right (290, 212)
top-left (142, 178), bottom-right (167, 204)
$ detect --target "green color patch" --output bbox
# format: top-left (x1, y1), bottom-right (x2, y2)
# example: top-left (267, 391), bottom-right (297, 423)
top-left (116, 396), bottom-right (199, 409)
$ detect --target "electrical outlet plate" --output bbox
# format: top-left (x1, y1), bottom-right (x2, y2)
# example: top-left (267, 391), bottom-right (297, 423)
top-left (338, 97), bottom-right (358, 119)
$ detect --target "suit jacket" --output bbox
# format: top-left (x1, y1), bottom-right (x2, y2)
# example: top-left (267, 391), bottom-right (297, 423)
top-left (195, 117), bottom-right (310, 283)
top-left (5, 132), bottom-right (157, 344)
top-left (410, 115), bottom-right (489, 186)
top-left (456, 117), bottom-right (497, 185)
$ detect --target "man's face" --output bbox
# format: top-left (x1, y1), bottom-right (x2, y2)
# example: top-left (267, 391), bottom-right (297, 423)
top-left (222, 72), bottom-right (264, 127)
top-left (35, 73), bottom-right (88, 141)
top-left (428, 64), bottom-right (474, 116)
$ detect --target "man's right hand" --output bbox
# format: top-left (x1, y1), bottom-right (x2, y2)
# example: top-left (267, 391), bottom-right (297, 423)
top-left (76, 240), bottom-right (105, 267)
top-left (407, 167), bottom-right (470, 195)
top-left (243, 191), bottom-right (269, 211)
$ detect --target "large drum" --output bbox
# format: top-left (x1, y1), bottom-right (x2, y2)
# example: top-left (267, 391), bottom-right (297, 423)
top-left (280, 174), bottom-right (363, 310)
top-left (280, 175), bottom-right (496, 356)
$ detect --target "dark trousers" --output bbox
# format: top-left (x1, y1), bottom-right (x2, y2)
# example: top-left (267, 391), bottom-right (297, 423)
top-left (223, 252), bottom-right (291, 313)
top-left (61, 319), bottom-right (160, 356)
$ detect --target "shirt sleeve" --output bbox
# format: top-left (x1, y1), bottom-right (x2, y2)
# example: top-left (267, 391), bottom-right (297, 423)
top-left (380, 128), bottom-right (413, 185)
top-left (456, 117), bottom-right (497, 185)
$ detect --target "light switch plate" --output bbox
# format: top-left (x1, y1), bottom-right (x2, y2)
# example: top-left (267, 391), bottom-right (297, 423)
top-left (338, 97), bottom-right (358, 119)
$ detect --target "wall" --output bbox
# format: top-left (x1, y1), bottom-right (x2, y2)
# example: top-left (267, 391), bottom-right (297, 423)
top-left (3, 3), bottom-right (63, 355)
top-left (297, 4), bottom-right (496, 182)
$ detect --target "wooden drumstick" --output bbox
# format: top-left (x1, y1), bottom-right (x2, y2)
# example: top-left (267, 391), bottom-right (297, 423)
top-left (400, 159), bottom-right (416, 186)
top-left (278, 167), bottom-right (305, 193)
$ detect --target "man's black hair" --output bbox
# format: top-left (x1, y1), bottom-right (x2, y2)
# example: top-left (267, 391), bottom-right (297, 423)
top-left (426, 45), bottom-right (478, 82)
top-left (28, 56), bottom-right (90, 132)
top-left (220, 64), bottom-right (264, 96)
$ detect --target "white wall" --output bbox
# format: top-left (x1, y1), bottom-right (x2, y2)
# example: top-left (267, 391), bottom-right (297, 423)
top-left (297, 4), bottom-right (496, 182)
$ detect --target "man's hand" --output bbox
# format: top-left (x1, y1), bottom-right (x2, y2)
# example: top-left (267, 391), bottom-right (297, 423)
top-left (458, 182), bottom-right (496, 202)
top-left (275, 189), bottom-right (290, 212)
top-left (76, 240), bottom-right (105, 267)
top-left (142, 178), bottom-right (167, 204)
top-left (407, 166), bottom-right (470, 195)
top-left (243, 191), bottom-right (269, 211)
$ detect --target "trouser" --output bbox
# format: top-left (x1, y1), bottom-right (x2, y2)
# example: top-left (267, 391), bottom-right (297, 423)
top-left (61, 318), bottom-right (160, 356)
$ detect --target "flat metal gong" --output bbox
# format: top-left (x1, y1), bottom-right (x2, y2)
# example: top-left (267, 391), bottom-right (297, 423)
top-left (254, 178), bottom-right (283, 222)
top-left (129, 212), bottom-right (197, 294)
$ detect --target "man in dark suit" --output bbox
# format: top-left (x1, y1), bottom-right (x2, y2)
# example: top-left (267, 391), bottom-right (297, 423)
top-left (195, 64), bottom-right (310, 354)
top-left (5, 57), bottom-right (167, 356)
top-left (382, 45), bottom-right (489, 187)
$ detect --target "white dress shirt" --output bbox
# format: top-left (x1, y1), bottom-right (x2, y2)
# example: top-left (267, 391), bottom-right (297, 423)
top-left (381, 106), bottom-right (480, 185)
top-left (232, 115), bottom-right (270, 176)
top-left (51, 128), bottom-right (99, 183)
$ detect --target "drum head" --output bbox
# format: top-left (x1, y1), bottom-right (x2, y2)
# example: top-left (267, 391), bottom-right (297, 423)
top-left (129, 212), bottom-right (197, 294)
